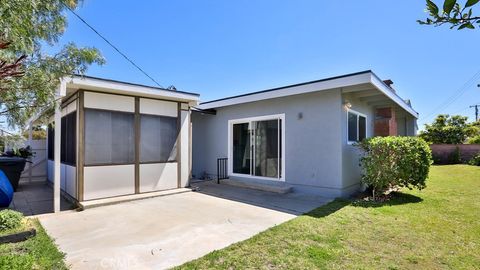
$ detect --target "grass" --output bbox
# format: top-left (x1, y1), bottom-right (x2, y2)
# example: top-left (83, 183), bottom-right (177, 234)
top-left (177, 165), bottom-right (480, 270)
top-left (0, 218), bottom-right (67, 270)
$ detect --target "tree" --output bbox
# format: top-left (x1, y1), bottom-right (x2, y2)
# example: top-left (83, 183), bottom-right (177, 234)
top-left (419, 114), bottom-right (476, 144)
top-left (418, 0), bottom-right (480, 29)
top-left (0, 0), bottom-right (104, 128)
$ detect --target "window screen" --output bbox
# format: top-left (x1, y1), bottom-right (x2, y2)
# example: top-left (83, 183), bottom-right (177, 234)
top-left (84, 109), bottom-right (135, 165)
top-left (47, 124), bottom-right (54, 160)
top-left (348, 112), bottom-right (358, 142)
top-left (140, 114), bottom-right (178, 163)
top-left (57, 112), bottom-right (76, 165)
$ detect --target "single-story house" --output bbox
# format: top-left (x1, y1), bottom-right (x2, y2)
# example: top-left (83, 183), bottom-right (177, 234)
top-left (40, 70), bottom-right (417, 210)
top-left (192, 70), bottom-right (418, 197)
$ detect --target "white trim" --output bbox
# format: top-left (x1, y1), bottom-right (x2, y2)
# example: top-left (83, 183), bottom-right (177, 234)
top-left (369, 75), bottom-right (418, 118)
top-left (66, 76), bottom-right (199, 104)
top-left (227, 114), bottom-right (286, 182)
top-left (347, 109), bottom-right (367, 145)
top-left (199, 71), bottom-right (418, 119)
top-left (200, 73), bottom-right (371, 110)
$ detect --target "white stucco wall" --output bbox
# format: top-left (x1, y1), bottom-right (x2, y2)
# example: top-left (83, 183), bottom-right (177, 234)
top-left (192, 89), bottom-right (346, 197)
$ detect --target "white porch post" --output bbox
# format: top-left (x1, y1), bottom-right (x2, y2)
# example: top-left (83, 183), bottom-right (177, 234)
top-left (53, 99), bottom-right (61, 212)
top-left (53, 79), bottom-right (66, 213)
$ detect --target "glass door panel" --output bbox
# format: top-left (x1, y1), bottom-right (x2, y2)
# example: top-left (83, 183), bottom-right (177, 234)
top-left (254, 119), bottom-right (279, 178)
top-left (232, 123), bottom-right (251, 174)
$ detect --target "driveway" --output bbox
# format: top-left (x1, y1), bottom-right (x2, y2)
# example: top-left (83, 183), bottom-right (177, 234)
top-left (39, 182), bottom-right (330, 269)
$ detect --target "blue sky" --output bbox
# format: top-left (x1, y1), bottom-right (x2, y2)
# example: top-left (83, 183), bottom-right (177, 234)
top-left (50, 0), bottom-right (480, 129)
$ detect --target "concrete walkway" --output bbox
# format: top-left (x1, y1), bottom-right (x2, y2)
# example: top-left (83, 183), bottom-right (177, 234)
top-left (4, 181), bottom-right (74, 216)
top-left (39, 184), bottom-right (330, 270)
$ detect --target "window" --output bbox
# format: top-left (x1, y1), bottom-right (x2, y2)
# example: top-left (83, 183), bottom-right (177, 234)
top-left (47, 124), bottom-right (54, 160)
top-left (347, 110), bottom-right (367, 143)
top-left (48, 112), bottom-right (76, 164)
top-left (84, 109), bottom-right (135, 166)
top-left (62, 112), bottom-right (76, 165)
top-left (230, 115), bottom-right (284, 180)
top-left (140, 114), bottom-right (178, 163)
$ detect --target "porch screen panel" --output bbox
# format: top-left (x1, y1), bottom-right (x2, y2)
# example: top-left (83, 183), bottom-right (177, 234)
top-left (232, 123), bottom-right (251, 174)
top-left (140, 114), bottom-right (177, 163)
top-left (84, 109), bottom-right (135, 165)
top-left (254, 120), bottom-right (279, 178)
top-left (47, 124), bottom-right (54, 160)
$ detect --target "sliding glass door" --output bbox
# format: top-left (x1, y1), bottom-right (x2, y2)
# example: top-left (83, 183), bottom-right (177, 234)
top-left (231, 115), bottom-right (283, 180)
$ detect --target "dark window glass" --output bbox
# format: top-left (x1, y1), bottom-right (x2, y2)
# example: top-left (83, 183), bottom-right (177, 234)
top-left (84, 109), bottom-right (135, 165)
top-left (61, 117), bottom-right (67, 162)
top-left (47, 124), bottom-right (54, 160)
top-left (232, 123), bottom-right (251, 174)
top-left (58, 112), bottom-right (76, 164)
top-left (254, 120), bottom-right (279, 178)
top-left (348, 112), bottom-right (358, 142)
top-left (66, 113), bottom-right (76, 164)
top-left (140, 114), bottom-right (178, 163)
top-left (359, 116), bottom-right (366, 141)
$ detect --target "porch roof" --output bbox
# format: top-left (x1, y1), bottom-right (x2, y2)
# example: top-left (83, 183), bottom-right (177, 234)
top-left (65, 75), bottom-right (200, 104)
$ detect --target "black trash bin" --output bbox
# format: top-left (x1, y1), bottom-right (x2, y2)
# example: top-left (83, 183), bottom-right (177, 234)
top-left (0, 157), bottom-right (27, 192)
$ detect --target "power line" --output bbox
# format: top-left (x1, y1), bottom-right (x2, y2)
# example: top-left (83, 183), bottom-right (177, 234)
top-left (420, 69), bottom-right (480, 121)
top-left (63, 4), bottom-right (164, 88)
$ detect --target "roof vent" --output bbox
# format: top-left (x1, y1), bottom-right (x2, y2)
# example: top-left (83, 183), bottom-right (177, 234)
top-left (383, 79), bottom-right (395, 93)
top-left (167, 85), bottom-right (177, 91)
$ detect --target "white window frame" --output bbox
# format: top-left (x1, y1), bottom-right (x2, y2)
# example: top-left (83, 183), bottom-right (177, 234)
top-left (227, 114), bottom-right (286, 182)
top-left (347, 109), bottom-right (367, 145)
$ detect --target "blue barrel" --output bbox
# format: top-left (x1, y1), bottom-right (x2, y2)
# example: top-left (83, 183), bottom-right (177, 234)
top-left (0, 169), bottom-right (14, 207)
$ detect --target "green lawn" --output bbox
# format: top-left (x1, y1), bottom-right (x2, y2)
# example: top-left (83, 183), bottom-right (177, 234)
top-left (177, 165), bottom-right (480, 270)
top-left (0, 219), bottom-right (67, 270)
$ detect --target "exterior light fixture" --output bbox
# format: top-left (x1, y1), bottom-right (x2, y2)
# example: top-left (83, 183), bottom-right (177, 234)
top-left (344, 101), bottom-right (352, 110)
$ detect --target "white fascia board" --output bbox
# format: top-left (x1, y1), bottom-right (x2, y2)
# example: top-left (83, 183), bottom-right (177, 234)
top-left (198, 72), bottom-right (372, 110)
top-left (369, 74), bottom-right (418, 119)
top-left (66, 76), bottom-right (199, 103)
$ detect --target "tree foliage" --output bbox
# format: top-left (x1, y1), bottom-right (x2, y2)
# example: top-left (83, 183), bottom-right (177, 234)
top-left (418, 0), bottom-right (480, 29)
top-left (0, 0), bottom-right (104, 128)
top-left (419, 114), bottom-right (477, 144)
top-left (358, 137), bottom-right (432, 200)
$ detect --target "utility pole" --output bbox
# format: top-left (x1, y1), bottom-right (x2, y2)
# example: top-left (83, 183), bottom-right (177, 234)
top-left (470, 104), bottom-right (480, 122)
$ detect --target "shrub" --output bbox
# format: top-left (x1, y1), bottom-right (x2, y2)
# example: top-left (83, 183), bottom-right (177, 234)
top-left (358, 137), bottom-right (432, 200)
top-left (0, 209), bottom-right (24, 231)
top-left (469, 154), bottom-right (480, 166)
top-left (467, 135), bottom-right (480, 144)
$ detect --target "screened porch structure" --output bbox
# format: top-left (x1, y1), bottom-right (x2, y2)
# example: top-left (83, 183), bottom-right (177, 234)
top-left (44, 76), bottom-right (199, 211)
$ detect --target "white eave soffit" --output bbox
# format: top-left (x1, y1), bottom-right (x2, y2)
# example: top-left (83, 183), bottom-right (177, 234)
top-left (198, 72), bottom-right (418, 118)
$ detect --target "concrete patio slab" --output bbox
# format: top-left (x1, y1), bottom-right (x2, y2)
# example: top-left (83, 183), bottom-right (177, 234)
top-left (3, 181), bottom-right (74, 216)
top-left (39, 184), bottom-right (329, 270)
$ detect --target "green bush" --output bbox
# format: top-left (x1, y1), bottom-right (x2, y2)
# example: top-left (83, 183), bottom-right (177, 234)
top-left (358, 136), bottom-right (432, 199)
top-left (467, 135), bottom-right (480, 144)
top-left (0, 209), bottom-right (24, 231)
top-left (469, 154), bottom-right (480, 166)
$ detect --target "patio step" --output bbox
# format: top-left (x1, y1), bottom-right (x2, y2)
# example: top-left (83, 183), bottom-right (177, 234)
top-left (78, 188), bottom-right (191, 210)
top-left (219, 179), bottom-right (293, 194)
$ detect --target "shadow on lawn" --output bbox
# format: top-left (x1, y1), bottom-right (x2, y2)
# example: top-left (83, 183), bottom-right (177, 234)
top-left (351, 192), bottom-right (423, 208)
top-left (305, 192), bottom-right (423, 218)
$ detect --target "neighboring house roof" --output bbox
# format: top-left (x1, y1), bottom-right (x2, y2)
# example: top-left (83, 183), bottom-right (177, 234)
top-left (198, 70), bottom-right (418, 118)
top-left (66, 75), bottom-right (200, 103)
